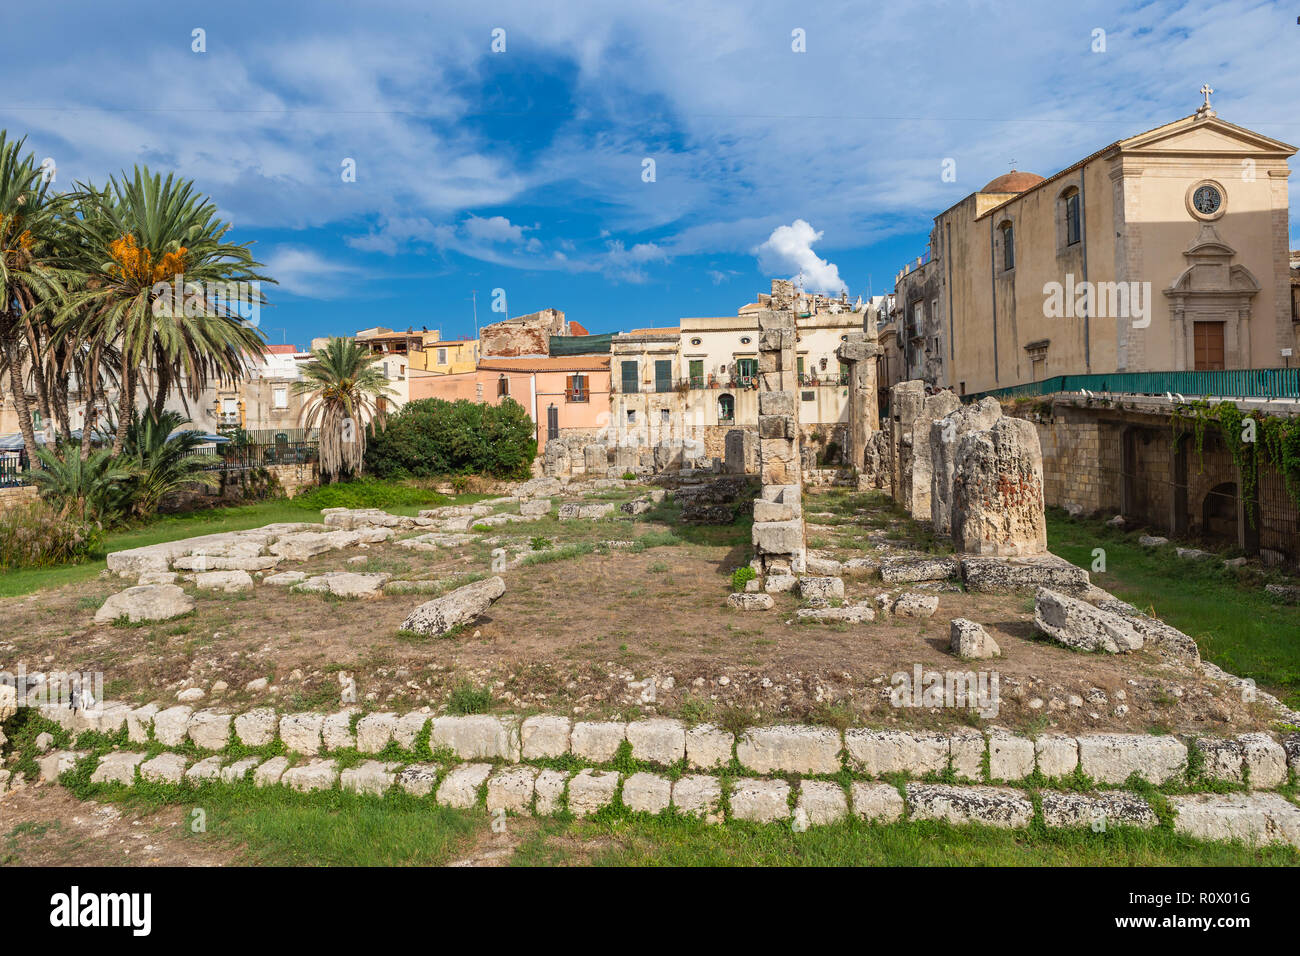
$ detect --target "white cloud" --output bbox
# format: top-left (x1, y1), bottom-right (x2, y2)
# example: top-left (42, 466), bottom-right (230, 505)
top-left (463, 215), bottom-right (527, 243)
top-left (754, 220), bottom-right (846, 294)
top-left (262, 246), bottom-right (368, 300)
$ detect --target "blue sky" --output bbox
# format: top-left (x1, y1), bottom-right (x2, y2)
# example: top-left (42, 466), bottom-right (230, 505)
top-left (3, 0), bottom-right (1298, 347)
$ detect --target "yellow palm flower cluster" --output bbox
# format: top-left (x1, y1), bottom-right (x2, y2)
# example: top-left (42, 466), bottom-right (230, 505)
top-left (108, 233), bottom-right (188, 284)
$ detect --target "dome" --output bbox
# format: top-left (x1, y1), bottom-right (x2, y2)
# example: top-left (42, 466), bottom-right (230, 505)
top-left (980, 170), bottom-right (1046, 194)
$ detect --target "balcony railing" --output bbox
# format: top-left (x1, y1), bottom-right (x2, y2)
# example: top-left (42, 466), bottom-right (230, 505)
top-left (963, 368), bottom-right (1300, 403)
top-left (564, 389), bottom-right (589, 403)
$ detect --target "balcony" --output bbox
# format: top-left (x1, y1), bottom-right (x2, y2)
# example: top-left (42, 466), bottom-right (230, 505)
top-left (564, 389), bottom-right (589, 403)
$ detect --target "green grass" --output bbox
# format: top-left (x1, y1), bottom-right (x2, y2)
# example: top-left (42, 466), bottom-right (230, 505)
top-left (515, 814), bottom-right (1300, 866)
top-left (0, 482), bottom-right (470, 599)
top-left (116, 785), bottom-right (487, 866)
top-left (82, 784), bottom-right (1300, 867)
top-left (1047, 509), bottom-right (1300, 709)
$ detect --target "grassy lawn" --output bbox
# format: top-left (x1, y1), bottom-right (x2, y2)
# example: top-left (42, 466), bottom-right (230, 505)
top-left (85, 786), bottom-right (1300, 867)
top-left (1047, 509), bottom-right (1300, 710)
top-left (0, 482), bottom-right (471, 599)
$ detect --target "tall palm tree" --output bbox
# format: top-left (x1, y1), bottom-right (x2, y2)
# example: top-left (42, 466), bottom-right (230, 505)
top-left (293, 337), bottom-right (394, 482)
top-left (0, 131), bottom-right (68, 467)
top-left (57, 168), bottom-right (271, 455)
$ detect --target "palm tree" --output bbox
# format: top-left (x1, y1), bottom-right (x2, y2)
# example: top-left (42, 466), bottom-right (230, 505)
top-left (29, 442), bottom-right (133, 523)
top-left (121, 408), bottom-right (218, 517)
top-left (0, 131), bottom-right (68, 467)
top-left (293, 337), bottom-right (394, 482)
top-left (57, 167), bottom-right (271, 455)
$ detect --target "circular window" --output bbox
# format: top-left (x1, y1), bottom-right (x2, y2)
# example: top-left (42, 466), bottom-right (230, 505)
top-left (1186, 180), bottom-right (1225, 221)
top-left (689, 337), bottom-right (702, 346)
top-left (739, 336), bottom-right (751, 345)
top-left (840, 334), bottom-right (848, 341)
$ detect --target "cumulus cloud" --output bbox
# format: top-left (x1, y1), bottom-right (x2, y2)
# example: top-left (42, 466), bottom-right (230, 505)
top-left (754, 220), bottom-right (847, 294)
top-left (462, 215), bottom-right (528, 244)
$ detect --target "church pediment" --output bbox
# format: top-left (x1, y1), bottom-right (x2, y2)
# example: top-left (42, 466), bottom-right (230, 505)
top-left (1121, 115), bottom-right (1296, 159)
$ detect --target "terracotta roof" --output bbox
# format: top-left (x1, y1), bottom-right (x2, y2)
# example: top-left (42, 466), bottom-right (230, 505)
top-left (478, 356), bottom-right (610, 373)
top-left (264, 344), bottom-right (298, 354)
top-left (628, 326), bottom-right (680, 336)
top-left (980, 170), bottom-right (1046, 194)
top-left (568, 320), bottom-right (590, 336)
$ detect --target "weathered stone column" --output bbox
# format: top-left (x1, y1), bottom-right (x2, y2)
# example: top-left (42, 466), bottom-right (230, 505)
top-left (930, 397), bottom-right (1003, 535)
top-left (751, 305), bottom-right (806, 574)
top-left (951, 417), bottom-right (1048, 556)
top-left (835, 331), bottom-right (883, 478)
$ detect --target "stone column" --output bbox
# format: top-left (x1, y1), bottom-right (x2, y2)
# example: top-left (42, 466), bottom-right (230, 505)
top-left (751, 307), bottom-right (806, 574)
top-left (836, 332), bottom-right (883, 478)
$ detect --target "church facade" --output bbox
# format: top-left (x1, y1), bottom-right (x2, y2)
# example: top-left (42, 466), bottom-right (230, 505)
top-left (893, 93), bottom-right (1297, 395)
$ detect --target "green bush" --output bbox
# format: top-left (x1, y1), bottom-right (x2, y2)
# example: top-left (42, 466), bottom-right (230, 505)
top-left (364, 398), bottom-right (537, 480)
top-left (290, 479), bottom-right (448, 512)
top-left (0, 500), bottom-right (103, 570)
top-left (730, 565), bottom-right (757, 591)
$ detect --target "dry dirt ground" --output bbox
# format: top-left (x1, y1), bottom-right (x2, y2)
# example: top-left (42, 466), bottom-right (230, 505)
top-left (0, 488), bottom-right (1275, 736)
top-left (0, 786), bottom-right (234, 866)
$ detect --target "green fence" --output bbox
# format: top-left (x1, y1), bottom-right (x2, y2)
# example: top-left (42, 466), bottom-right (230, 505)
top-left (548, 333), bottom-right (613, 356)
top-left (964, 368), bottom-right (1300, 403)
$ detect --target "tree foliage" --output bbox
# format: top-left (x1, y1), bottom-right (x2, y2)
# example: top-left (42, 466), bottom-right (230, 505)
top-left (365, 397), bottom-right (537, 479)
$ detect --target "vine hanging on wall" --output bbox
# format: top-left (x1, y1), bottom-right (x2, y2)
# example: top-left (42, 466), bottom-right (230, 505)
top-left (1171, 400), bottom-right (1300, 526)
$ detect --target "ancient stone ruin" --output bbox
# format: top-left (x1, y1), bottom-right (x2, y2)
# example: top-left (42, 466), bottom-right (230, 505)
top-left (885, 380), bottom-right (1047, 559)
top-left (750, 293), bottom-right (806, 575)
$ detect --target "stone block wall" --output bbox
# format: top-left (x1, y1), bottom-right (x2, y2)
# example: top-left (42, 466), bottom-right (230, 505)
top-left (0, 484), bottom-right (38, 511)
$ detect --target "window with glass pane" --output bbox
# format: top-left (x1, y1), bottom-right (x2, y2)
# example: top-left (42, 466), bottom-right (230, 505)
top-left (654, 359), bottom-right (672, 392)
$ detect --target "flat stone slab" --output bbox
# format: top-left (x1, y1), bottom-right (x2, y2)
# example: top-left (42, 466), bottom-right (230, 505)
top-left (796, 603), bottom-right (875, 623)
top-left (485, 765), bottom-right (538, 813)
top-left (234, 708), bottom-right (277, 747)
top-left (850, 782), bottom-right (905, 823)
top-left (797, 779), bottom-right (848, 825)
top-left (960, 554), bottom-right (1089, 592)
top-left (1077, 733), bottom-right (1187, 784)
top-left (905, 783), bottom-right (1033, 829)
top-left (1169, 792), bottom-right (1300, 848)
top-left (622, 772), bottom-right (672, 814)
top-left (400, 576), bottom-right (506, 636)
top-left (571, 721), bottom-right (627, 762)
top-left (436, 763), bottom-right (491, 808)
top-left (430, 715), bottom-right (520, 761)
top-left (94, 584), bottom-right (195, 625)
top-left (728, 592), bottom-right (774, 610)
top-left (293, 571), bottom-right (391, 598)
top-left (1034, 588), bottom-right (1142, 654)
top-left (626, 719), bottom-right (686, 765)
top-left (892, 592), bottom-right (939, 618)
top-left (340, 760), bottom-right (399, 796)
top-left (729, 778), bottom-right (790, 822)
top-left (253, 756), bottom-right (290, 787)
top-left (846, 729), bottom-right (949, 776)
top-left (193, 570), bottom-right (255, 592)
top-left (737, 725), bottom-right (841, 775)
top-left (521, 715), bottom-right (571, 759)
top-left (672, 775), bottom-right (722, 822)
top-left (1041, 790), bottom-right (1157, 829)
top-left (282, 759), bottom-right (339, 793)
top-left (568, 769), bottom-right (619, 816)
top-left (880, 556), bottom-right (959, 584)
top-left (185, 755), bottom-right (225, 782)
top-left (90, 751), bottom-right (146, 785)
top-left (686, 724), bottom-right (734, 770)
top-left (396, 763), bottom-right (441, 797)
top-left (140, 752), bottom-right (188, 784)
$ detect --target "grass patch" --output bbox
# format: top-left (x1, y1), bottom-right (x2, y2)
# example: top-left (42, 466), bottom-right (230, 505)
top-left (1047, 509), bottom-right (1300, 708)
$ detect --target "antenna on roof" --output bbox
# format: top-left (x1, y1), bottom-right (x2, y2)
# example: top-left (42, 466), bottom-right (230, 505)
top-left (471, 290), bottom-right (479, 340)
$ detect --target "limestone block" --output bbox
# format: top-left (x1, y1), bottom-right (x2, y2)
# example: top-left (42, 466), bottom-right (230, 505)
top-left (730, 778), bottom-right (790, 822)
top-left (436, 763), bottom-right (492, 808)
top-left (570, 721), bottom-right (626, 762)
top-left (905, 783), bottom-right (1032, 828)
top-left (737, 724), bottom-right (840, 775)
top-left (622, 772), bottom-right (672, 814)
top-left (685, 724), bottom-right (733, 770)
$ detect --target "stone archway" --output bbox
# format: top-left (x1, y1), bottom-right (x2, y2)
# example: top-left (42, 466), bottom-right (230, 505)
top-left (1202, 481), bottom-right (1237, 540)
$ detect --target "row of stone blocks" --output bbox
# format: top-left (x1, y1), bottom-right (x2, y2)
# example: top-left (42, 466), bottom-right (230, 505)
top-left (40, 702), bottom-right (1299, 789)
top-left (36, 748), bottom-right (1300, 847)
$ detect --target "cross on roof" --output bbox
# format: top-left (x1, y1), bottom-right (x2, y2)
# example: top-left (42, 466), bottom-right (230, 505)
top-left (1200, 84), bottom-right (1214, 110)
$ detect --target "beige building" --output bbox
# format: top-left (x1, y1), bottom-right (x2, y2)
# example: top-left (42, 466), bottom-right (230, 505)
top-left (609, 281), bottom-right (865, 463)
top-left (894, 94), bottom-right (1297, 395)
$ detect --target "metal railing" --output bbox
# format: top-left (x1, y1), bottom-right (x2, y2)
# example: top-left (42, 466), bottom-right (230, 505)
top-left (964, 368), bottom-right (1300, 403)
top-left (0, 453), bottom-right (30, 487)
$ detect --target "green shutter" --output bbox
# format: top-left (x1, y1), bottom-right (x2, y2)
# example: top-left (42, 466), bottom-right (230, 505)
top-left (655, 360), bottom-right (673, 392)
top-left (621, 360), bottom-right (638, 393)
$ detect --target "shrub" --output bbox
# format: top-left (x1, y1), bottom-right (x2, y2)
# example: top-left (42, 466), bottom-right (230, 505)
top-left (730, 565), bottom-right (757, 591)
top-left (364, 398), bottom-right (537, 480)
top-left (0, 500), bottom-right (103, 570)
top-left (291, 479), bottom-right (447, 512)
